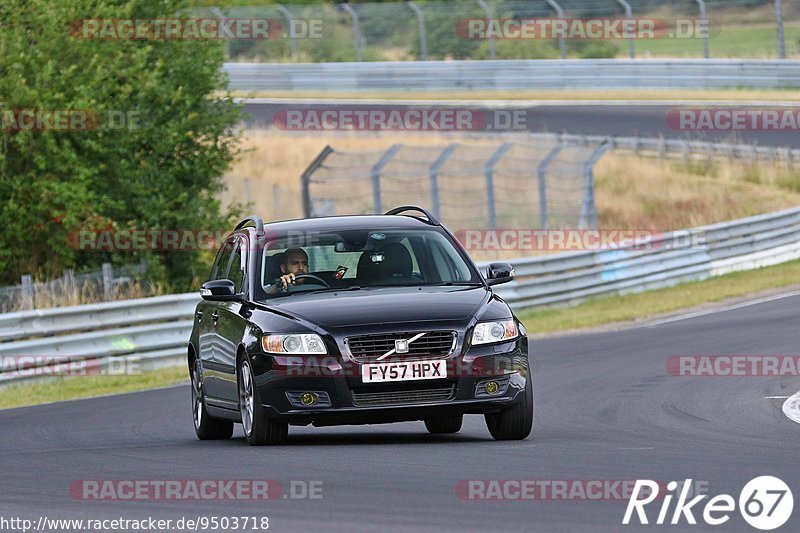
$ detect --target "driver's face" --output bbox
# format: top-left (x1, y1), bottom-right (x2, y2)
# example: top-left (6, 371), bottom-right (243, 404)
top-left (281, 252), bottom-right (308, 275)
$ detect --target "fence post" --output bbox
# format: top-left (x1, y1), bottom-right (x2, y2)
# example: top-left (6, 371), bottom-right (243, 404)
top-left (299, 145), bottom-right (333, 218)
top-left (775, 0), bottom-right (786, 59)
top-left (407, 2), bottom-right (428, 60)
top-left (339, 3), bottom-right (363, 62)
top-left (580, 141), bottom-right (612, 228)
top-left (21, 275), bottom-right (33, 310)
top-left (476, 0), bottom-right (496, 60)
top-left (546, 0), bottom-right (567, 59)
top-left (63, 269), bottom-right (76, 300)
top-left (276, 4), bottom-right (298, 61)
top-left (485, 143), bottom-right (512, 230)
top-left (615, 0), bottom-right (636, 59)
top-left (537, 145), bottom-right (563, 229)
top-left (429, 143), bottom-right (459, 220)
top-left (371, 144), bottom-right (402, 214)
top-left (102, 263), bottom-right (114, 301)
top-left (695, 0), bottom-right (710, 58)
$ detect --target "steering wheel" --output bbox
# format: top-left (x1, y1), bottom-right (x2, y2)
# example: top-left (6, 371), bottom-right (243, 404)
top-left (292, 274), bottom-right (331, 288)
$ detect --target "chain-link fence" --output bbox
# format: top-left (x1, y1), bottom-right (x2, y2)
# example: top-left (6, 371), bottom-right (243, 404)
top-left (300, 137), bottom-right (611, 231)
top-left (196, 0), bottom-right (799, 62)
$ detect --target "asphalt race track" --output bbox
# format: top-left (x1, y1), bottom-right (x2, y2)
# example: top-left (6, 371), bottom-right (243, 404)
top-left (242, 101), bottom-right (800, 148)
top-left (2, 293), bottom-right (799, 532)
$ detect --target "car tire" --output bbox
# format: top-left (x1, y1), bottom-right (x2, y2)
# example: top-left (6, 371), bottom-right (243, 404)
top-left (191, 359), bottom-right (234, 440)
top-left (424, 415), bottom-right (463, 434)
top-left (239, 356), bottom-right (288, 446)
top-left (484, 375), bottom-right (533, 441)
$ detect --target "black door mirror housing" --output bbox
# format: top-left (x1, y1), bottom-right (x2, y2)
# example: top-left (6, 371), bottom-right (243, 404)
top-left (486, 263), bottom-right (515, 286)
top-left (200, 279), bottom-right (243, 301)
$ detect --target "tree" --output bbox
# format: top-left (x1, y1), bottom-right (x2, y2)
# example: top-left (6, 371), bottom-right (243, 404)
top-left (0, 0), bottom-right (243, 291)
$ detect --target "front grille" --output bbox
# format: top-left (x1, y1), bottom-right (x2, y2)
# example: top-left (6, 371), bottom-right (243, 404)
top-left (346, 331), bottom-right (456, 362)
top-left (351, 384), bottom-right (456, 407)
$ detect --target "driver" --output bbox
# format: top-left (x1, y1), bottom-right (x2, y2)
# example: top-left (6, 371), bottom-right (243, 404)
top-left (276, 247), bottom-right (309, 290)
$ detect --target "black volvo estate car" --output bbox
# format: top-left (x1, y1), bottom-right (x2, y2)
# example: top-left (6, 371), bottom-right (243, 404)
top-left (188, 206), bottom-right (532, 445)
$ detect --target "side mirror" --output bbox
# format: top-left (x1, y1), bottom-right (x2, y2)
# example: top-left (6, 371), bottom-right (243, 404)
top-left (200, 279), bottom-right (243, 302)
top-left (486, 263), bottom-right (515, 286)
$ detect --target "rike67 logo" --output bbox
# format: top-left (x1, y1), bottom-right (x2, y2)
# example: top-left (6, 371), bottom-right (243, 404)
top-left (623, 476), bottom-right (793, 530)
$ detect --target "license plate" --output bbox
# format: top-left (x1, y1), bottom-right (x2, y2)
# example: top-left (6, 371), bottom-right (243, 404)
top-left (361, 360), bottom-right (447, 383)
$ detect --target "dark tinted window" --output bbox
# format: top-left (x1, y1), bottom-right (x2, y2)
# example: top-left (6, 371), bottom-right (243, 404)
top-left (211, 238), bottom-right (235, 280)
top-left (228, 238), bottom-right (246, 293)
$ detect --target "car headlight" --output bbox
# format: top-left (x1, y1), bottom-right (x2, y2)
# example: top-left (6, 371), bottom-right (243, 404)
top-left (471, 319), bottom-right (518, 346)
top-left (262, 334), bottom-right (327, 354)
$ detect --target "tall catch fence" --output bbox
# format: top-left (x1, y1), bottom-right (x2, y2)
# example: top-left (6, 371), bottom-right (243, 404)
top-left (300, 137), bottom-right (610, 230)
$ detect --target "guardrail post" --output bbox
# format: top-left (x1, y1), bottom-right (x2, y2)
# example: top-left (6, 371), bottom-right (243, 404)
top-left (476, 0), bottom-right (496, 60)
top-left (102, 263), bottom-right (114, 301)
top-left (300, 145), bottom-right (334, 218)
top-left (339, 3), bottom-right (363, 62)
top-left (485, 143), bottom-right (512, 229)
top-left (695, 0), bottom-right (710, 58)
top-left (537, 145), bottom-right (563, 229)
top-left (775, 0), bottom-right (786, 59)
top-left (371, 144), bottom-right (402, 213)
top-left (429, 144), bottom-right (458, 220)
top-left (407, 2), bottom-right (428, 60)
top-left (546, 0), bottom-right (567, 59)
top-left (615, 0), bottom-right (636, 59)
top-left (276, 4), bottom-right (298, 61)
top-left (580, 141), bottom-right (611, 228)
top-left (20, 275), bottom-right (33, 310)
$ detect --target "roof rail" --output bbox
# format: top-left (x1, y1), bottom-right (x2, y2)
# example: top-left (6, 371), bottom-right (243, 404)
top-left (235, 215), bottom-right (264, 235)
top-left (384, 205), bottom-right (440, 226)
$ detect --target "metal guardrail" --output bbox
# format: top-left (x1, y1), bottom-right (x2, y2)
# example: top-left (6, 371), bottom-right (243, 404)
top-left (2, 206), bottom-right (800, 385)
top-left (224, 59), bottom-right (800, 92)
top-left (0, 294), bottom-right (198, 386)
top-left (482, 206), bottom-right (800, 308)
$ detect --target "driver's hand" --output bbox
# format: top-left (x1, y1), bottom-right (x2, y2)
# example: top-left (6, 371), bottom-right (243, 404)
top-left (279, 273), bottom-right (296, 290)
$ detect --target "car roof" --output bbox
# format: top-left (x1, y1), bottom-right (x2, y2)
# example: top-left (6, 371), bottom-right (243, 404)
top-left (254, 214), bottom-right (438, 235)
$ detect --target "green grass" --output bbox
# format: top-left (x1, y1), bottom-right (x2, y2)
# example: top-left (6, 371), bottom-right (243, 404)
top-left (636, 23), bottom-right (800, 58)
top-left (0, 365), bottom-right (188, 411)
top-left (517, 259), bottom-right (800, 335)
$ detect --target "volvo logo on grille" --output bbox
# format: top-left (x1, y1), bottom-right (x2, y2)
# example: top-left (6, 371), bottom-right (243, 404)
top-left (376, 332), bottom-right (427, 360)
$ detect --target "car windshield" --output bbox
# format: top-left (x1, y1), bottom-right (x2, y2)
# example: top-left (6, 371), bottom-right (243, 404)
top-left (259, 227), bottom-right (481, 298)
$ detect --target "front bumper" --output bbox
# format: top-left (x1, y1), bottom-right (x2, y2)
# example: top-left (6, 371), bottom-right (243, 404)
top-left (249, 338), bottom-right (529, 426)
